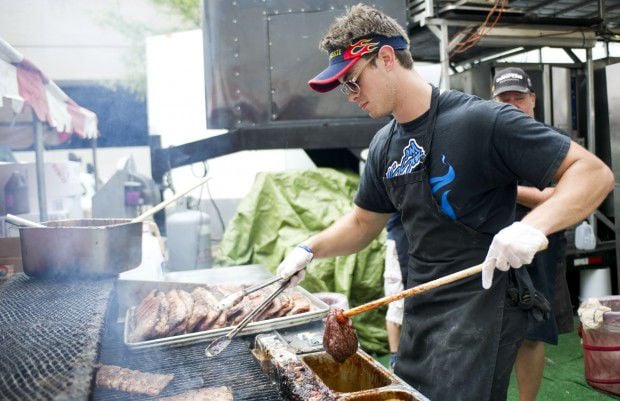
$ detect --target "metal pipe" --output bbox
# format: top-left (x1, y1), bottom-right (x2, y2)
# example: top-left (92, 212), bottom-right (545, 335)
top-left (91, 137), bottom-right (99, 191)
top-left (543, 65), bottom-right (552, 125)
top-left (477, 36), bottom-right (595, 48)
top-left (34, 121), bottom-right (48, 222)
top-left (425, 0), bottom-right (435, 19)
top-left (440, 23), bottom-right (450, 91)
top-left (586, 47), bottom-right (597, 233)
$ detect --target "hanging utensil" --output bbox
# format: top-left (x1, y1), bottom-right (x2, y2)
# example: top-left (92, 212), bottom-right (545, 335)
top-left (6, 214), bottom-right (45, 228)
top-left (205, 278), bottom-right (290, 357)
top-left (131, 176), bottom-right (212, 223)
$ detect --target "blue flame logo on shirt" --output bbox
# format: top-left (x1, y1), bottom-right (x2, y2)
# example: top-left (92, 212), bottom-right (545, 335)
top-left (430, 154), bottom-right (456, 219)
top-left (385, 138), bottom-right (426, 179)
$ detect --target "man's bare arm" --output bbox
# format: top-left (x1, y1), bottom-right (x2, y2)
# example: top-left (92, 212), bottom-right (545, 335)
top-left (305, 206), bottom-right (391, 259)
top-left (522, 141), bottom-right (614, 235)
top-left (517, 186), bottom-right (554, 209)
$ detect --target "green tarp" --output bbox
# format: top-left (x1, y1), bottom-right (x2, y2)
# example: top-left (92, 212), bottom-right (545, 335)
top-left (216, 168), bottom-right (389, 354)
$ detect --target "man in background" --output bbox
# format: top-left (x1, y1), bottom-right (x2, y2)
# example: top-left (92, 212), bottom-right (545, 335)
top-left (492, 67), bottom-right (575, 401)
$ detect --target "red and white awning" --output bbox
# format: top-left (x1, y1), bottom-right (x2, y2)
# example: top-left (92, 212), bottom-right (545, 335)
top-left (0, 37), bottom-right (98, 148)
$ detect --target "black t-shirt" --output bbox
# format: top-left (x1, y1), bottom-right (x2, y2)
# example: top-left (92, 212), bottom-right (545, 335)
top-left (515, 124), bottom-right (570, 221)
top-left (355, 90), bottom-right (571, 235)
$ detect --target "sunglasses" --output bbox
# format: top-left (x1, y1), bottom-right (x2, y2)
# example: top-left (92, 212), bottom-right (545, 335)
top-left (340, 55), bottom-right (377, 96)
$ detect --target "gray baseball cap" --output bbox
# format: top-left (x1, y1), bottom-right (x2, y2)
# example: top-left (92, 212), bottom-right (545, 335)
top-left (492, 67), bottom-right (533, 97)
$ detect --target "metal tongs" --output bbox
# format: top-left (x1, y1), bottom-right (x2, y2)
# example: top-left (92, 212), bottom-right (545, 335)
top-left (214, 265), bottom-right (305, 312)
top-left (205, 277), bottom-right (291, 357)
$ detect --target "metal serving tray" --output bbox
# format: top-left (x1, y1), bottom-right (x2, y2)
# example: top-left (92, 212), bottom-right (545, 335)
top-left (119, 265), bottom-right (329, 349)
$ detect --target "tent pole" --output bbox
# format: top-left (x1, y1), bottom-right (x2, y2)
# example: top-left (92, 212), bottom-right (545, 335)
top-left (91, 137), bottom-right (99, 191)
top-left (34, 120), bottom-right (48, 222)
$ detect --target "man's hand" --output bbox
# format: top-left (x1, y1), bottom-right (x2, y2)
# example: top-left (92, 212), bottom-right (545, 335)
top-left (276, 245), bottom-right (313, 288)
top-left (481, 222), bottom-right (548, 289)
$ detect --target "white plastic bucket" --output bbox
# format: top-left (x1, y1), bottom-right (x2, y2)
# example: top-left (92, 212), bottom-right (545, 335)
top-left (580, 267), bottom-right (612, 301)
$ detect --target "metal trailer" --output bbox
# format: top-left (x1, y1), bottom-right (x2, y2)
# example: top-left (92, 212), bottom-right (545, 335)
top-left (150, 0), bottom-right (620, 297)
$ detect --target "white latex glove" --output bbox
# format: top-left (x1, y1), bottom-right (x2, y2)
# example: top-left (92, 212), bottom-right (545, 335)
top-left (578, 298), bottom-right (611, 330)
top-left (481, 222), bottom-right (548, 289)
top-left (276, 245), bottom-right (313, 288)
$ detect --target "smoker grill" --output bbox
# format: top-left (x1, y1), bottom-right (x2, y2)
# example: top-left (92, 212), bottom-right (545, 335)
top-left (94, 316), bottom-right (284, 401)
top-left (0, 273), bottom-right (114, 401)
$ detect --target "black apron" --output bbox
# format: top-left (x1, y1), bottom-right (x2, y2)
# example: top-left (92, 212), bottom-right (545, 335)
top-left (385, 87), bottom-right (508, 400)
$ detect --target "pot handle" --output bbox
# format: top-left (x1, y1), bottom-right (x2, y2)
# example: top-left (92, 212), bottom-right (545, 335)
top-left (6, 214), bottom-right (45, 228)
top-left (132, 176), bottom-right (212, 223)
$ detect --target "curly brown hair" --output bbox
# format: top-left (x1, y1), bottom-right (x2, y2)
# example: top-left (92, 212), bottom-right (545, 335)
top-left (319, 3), bottom-right (413, 69)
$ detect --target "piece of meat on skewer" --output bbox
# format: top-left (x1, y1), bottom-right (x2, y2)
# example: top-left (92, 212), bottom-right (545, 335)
top-left (157, 386), bottom-right (233, 401)
top-left (95, 364), bottom-right (174, 396)
top-left (323, 308), bottom-right (358, 363)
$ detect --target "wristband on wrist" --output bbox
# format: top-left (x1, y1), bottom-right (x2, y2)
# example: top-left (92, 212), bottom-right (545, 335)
top-left (297, 244), bottom-right (314, 260)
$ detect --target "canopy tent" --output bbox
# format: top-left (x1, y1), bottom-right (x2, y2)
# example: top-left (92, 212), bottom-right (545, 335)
top-left (0, 37), bottom-right (99, 221)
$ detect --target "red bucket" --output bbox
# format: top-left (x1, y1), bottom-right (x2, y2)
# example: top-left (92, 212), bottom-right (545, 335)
top-left (580, 296), bottom-right (620, 396)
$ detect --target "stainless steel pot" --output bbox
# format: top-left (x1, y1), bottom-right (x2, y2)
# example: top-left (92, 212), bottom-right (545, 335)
top-left (19, 219), bottom-right (142, 278)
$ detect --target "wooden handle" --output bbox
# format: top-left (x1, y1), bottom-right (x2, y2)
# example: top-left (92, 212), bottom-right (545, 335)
top-left (343, 263), bottom-right (483, 318)
top-left (132, 176), bottom-right (212, 223)
top-left (343, 242), bottom-right (548, 318)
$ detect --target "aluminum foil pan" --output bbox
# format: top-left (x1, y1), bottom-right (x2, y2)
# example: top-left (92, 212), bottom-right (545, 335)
top-left (118, 265), bottom-right (329, 349)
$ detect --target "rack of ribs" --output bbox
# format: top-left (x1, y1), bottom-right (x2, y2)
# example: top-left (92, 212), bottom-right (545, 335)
top-left (128, 285), bottom-right (314, 342)
top-left (157, 386), bottom-right (233, 401)
top-left (95, 365), bottom-right (174, 396)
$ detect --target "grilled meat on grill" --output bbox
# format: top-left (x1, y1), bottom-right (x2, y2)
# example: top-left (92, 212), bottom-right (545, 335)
top-left (187, 287), bottom-right (215, 332)
top-left (156, 386), bottom-right (233, 401)
top-left (169, 289), bottom-right (194, 335)
top-left (95, 364), bottom-right (174, 396)
top-left (199, 289), bottom-right (223, 330)
top-left (166, 289), bottom-right (189, 336)
top-left (289, 291), bottom-right (311, 315)
top-left (129, 290), bottom-right (167, 342)
top-left (227, 291), bottom-right (266, 325)
top-left (323, 308), bottom-right (358, 363)
top-left (153, 291), bottom-right (170, 338)
top-left (275, 293), bottom-right (294, 317)
top-left (129, 285), bottom-right (314, 342)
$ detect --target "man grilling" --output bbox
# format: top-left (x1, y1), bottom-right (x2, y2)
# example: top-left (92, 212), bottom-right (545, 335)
top-left (492, 67), bottom-right (575, 401)
top-left (276, 4), bottom-right (613, 400)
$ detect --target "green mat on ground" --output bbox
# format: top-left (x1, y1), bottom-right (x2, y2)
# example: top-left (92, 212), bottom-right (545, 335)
top-left (216, 168), bottom-right (389, 354)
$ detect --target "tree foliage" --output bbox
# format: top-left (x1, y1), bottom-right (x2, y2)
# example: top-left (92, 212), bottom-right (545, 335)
top-left (101, 0), bottom-right (201, 97)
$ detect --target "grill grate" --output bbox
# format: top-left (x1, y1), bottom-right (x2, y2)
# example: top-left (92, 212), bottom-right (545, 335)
top-left (0, 273), bottom-right (114, 401)
top-left (93, 310), bottom-right (284, 401)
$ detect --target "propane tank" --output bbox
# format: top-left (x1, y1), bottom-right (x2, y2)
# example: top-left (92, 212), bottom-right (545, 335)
top-left (4, 170), bottom-right (29, 215)
top-left (166, 201), bottom-right (211, 270)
